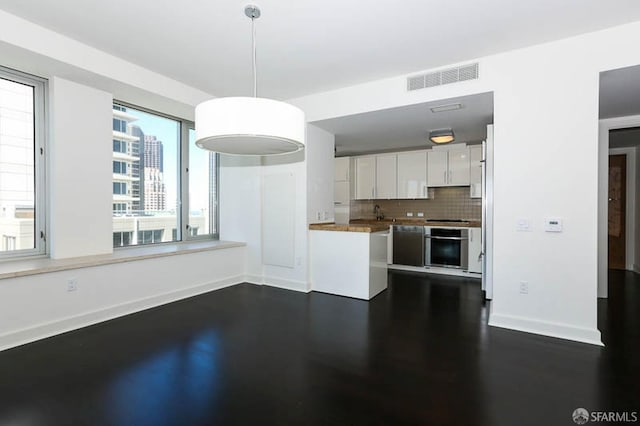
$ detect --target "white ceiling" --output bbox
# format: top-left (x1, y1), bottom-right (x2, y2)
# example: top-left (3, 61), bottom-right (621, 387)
top-left (313, 93), bottom-right (493, 156)
top-left (2, 1), bottom-right (640, 100)
top-left (600, 64), bottom-right (640, 119)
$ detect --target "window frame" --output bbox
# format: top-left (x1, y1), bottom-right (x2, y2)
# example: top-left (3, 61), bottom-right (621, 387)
top-left (113, 101), bottom-right (219, 248)
top-left (0, 66), bottom-right (47, 260)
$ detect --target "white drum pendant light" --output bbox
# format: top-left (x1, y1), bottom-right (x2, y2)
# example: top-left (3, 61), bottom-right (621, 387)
top-left (195, 5), bottom-right (305, 156)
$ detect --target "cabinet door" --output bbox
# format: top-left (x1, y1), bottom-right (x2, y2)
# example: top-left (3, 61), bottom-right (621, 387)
top-left (355, 156), bottom-right (376, 199)
top-left (334, 181), bottom-right (349, 205)
top-left (448, 148), bottom-right (470, 186)
top-left (397, 151), bottom-right (428, 198)
top-left (334, 157), bottom-right (350, 182)
top-left (427, 150), bottom-right (448, 187)
top-left (375, 154), bottom-right (397, 199)
top-left (467, 227), bottom-right (482, 273)
top-left (469, 145), bottom-right (482, 198)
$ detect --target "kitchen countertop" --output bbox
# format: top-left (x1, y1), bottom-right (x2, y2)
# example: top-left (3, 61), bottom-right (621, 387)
top-left (309, 223), bottom-right (391, 233)
top-left (349, 219), bottom-right (482, 228)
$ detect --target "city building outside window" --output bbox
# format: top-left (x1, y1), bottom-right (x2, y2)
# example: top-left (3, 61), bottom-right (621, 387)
top-left (0, 67), bottom-right (46, 258)
top-left (112, 103), bottom-right (218, 247)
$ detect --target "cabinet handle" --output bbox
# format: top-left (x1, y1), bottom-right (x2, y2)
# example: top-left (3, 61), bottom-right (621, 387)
top-left (371, 188), bottom-right (374, 198)
top-left (449, 170), bottom-right (453, 183)
top-left (443, 171), bottom-right (446, 183)
top-left (470, 229), bottom-right (473, 242)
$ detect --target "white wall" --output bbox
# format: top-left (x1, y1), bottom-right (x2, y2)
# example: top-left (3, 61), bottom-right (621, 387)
top-left (289, 21), bottom-right (640, 345)
top-left (49, 77), bottom-right (113, 258)
top-left (306, 124), bottom-right (336, 223)
top-left (0, 247), bottom-right (245, 351)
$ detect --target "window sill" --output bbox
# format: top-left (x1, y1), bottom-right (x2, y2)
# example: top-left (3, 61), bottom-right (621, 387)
top-left (0, 240), bottom-right (246, 281)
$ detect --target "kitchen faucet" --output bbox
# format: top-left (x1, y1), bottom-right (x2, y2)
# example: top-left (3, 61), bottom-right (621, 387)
top-left (373, 204), bottom-right (384, 221)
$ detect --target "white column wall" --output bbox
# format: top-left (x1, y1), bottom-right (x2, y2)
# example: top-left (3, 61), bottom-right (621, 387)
top-left (49, 77), bottom-right (113, 258)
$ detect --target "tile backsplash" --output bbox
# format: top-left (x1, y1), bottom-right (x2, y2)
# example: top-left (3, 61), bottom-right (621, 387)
top-left (351, 187), bottom-right (481, 221)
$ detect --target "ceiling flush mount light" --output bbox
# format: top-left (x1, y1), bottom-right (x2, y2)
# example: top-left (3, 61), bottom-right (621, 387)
top-left (429, 128), bottom-right (455, 144)
top-left (430, 103), bottom-right (463, 113)
top-left (195, 5), bottom-right (305, 156)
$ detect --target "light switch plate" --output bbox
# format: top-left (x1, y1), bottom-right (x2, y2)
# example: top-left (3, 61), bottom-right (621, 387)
top-left (544, 217), bottom-right (563, 232)
top-left (516, 218), bottom-right (531, 232)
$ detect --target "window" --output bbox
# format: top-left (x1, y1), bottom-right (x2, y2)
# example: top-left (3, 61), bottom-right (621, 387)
top-left (137, 229), bottom-right (163, 244)
top-left (0, 67), bottom-right (46, 257)
top-left (113, 182), bottom-right (127, 195)
top-left (112, 102), bottom-right (218, 247)
top-left (113, 231), bottom-right (133, 247)
top-left (113, 161), bottom-right (127, 174)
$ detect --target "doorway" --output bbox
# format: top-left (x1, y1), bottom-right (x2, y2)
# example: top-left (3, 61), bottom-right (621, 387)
top-left (608, 154), bottom-right (626, 270)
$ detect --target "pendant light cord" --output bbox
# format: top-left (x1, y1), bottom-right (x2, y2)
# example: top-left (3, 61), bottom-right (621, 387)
top-left (252, 15), bottom-right (257, 98)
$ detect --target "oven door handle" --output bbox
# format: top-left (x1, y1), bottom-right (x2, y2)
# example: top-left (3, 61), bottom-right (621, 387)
top-left (426, 236), bottom-right (468, 241)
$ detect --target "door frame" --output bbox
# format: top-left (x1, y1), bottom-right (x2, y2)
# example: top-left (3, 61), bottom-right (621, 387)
top-left (598, 115), bottom-right (640, 298)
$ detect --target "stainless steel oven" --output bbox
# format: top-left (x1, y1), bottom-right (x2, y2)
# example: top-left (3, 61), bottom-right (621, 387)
top-left (425, 228), bottom-right (469, 270)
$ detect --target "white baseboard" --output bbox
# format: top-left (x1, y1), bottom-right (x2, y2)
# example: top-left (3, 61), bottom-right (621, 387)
top-left (244, 274), bottom-right (264, 285)
top-left (263, 276), bottom-right (310, 293)
top-left (489, 313), bottom-right (604, 346)
top-left (0, 274), bottom-right (244, 352)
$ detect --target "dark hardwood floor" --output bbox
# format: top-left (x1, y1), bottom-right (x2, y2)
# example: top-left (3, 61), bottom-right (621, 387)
top-left (0, 270), bottom-right (638, 426)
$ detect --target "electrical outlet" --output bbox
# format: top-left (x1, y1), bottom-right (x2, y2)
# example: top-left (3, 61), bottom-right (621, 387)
top-left (406, 212), bottom-right (414, 217)
top-left (67, 279), bottom-right (78, 292)
top-left (316, 212), bottom-right (321, 220)
top-left (322, 211), bottom-right (328, 220)
top-left (519, 281), bottom-right (529, 294)
top-left (417, 212), bottom-right (424, 217)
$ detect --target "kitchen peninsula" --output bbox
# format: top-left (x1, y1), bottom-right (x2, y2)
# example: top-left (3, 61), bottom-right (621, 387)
top-left (309, 223), bottom-right (388, 300)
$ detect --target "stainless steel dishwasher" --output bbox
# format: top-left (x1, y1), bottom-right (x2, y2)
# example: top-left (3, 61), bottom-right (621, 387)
top-left (392, 225), bottom-right (425, 266)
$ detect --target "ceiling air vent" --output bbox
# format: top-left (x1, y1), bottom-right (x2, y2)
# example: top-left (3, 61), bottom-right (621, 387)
top-left (407, 63), bottom-right (479, 91)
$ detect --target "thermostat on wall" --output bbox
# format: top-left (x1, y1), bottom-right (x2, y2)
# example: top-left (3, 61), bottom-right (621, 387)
top-left (544, 217), bottom-right (563, 232)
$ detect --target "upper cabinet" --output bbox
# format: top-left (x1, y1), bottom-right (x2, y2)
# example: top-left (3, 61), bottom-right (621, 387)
top-left (334, 157), bottom-right (350, 182)
top-left (375, 154), bottom-right (397, 199)
top-left (397, 151), bottom-right (428, 199)
top-left (427, 147), bottom-right (470, 187)
top-left (355, 156), bottom-right (376, 200)
top-left (355, 154), bottom-right (397, 199)
top-left (469, 145), bottom-right (482, 198)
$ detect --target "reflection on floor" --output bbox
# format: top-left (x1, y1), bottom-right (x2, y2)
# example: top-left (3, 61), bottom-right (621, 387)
top-left (0, 270), bottom-right (637, 425)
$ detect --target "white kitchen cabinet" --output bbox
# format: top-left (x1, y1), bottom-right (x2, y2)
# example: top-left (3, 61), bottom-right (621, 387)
top-left (469, 145), bottom-right (482, 198)
top-left (334, 157), bottom-right (350, 182)
top-left (427, 147), bottom-right (470, 187)
top-left (447, 148), bottom-right (470, 186)
top-left (375, 154), bottom-right (397, 199)
top-left (334, 181), bottom-right (349, 205)
top-left (427, 150), bottom-right (448, 186)
top-left (467, 227), bottom-right (482, 274)
top-left (397, 151), bottom-right (428, 199)
top-left (355, 156), bottom-right (376, 199)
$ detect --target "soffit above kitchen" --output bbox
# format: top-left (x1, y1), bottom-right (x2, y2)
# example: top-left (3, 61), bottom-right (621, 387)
top-left (1, 1), bottom-right (640, 100)
top-left (313, 93), bottom-right (493, 156)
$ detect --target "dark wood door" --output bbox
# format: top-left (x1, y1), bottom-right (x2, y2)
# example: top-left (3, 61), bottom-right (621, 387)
top-left (608, 155), bottom-right (626, 270)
